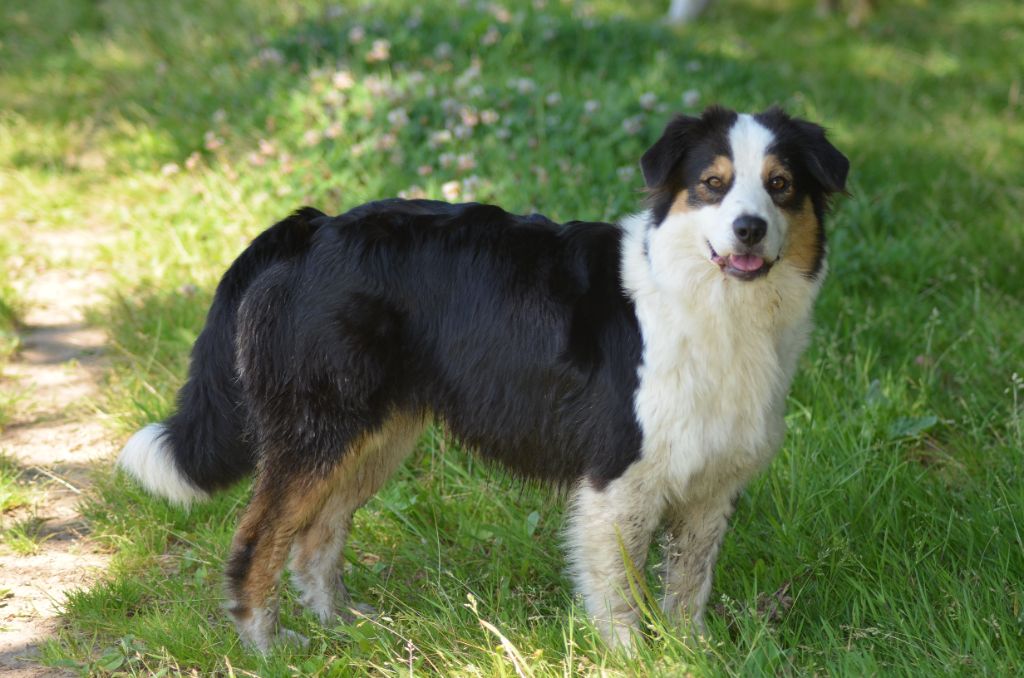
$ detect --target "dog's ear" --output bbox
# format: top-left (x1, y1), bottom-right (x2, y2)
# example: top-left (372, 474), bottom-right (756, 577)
top-left (790, 117), bottom-right (850, 194)
top-left (639, 114), bottom-right (702, 189)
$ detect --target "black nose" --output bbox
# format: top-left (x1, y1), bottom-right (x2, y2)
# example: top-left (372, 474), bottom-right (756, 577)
top-left (733, 215), bottom-right (767, 246)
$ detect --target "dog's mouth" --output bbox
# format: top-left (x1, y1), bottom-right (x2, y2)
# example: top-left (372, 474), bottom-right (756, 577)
top-left (709, 242), bottom-right (772, 281)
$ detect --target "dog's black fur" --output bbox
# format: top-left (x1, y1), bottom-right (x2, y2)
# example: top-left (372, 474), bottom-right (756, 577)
top-left (169, 200), bottom-right (643, 491)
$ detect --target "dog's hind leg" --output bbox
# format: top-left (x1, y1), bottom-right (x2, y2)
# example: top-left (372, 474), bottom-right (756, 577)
top-left (225, 463), bottom-right (336, 652)
top-left (288, 413), bottom-right (426, 624)
top-left (566, 472), bottom-right (665, 651)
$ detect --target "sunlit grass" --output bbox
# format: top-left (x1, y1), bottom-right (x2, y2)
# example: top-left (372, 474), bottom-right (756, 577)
top-left (3, 0), bottom-right (1022, 674)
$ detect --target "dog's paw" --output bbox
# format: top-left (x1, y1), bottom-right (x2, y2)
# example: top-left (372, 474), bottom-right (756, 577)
top-left (340, 601), bottom-right (379, 622)
top-left (275, 627), bottom-right (310, 649)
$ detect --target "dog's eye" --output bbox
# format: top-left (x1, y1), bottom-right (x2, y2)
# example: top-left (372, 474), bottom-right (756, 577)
top-left (704, 176), bottom-right (724, 190)
top-left (768, 176), bottom-right (789, 192)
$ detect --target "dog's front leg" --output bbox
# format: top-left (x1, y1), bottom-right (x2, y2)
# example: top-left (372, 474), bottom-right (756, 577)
top-left (566, 474), bottom-right (664, 651)
top-left (660, 488), bottom-right (738, 636)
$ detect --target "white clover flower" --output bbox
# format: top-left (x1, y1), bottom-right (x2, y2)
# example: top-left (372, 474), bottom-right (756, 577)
top-left (302, 130), bottom-right (323, 146)
top-left (639, 92), bottom-right (658, 110)
top-left (459, 107), bottom-right (480, 127)
top-left (490, 5), bottom-right (512, 23)
top-left (434, 42), bottom-right (453, 60)
top-left (481, 26), bottom-right (501, 46)
top-left (387, 108), bottom-right (410, 129)
top-left (439, 152), bottom-right (456, 168)
top-left (332, 70), bottom-right (355, 90)
top-left (480, 109), bottom-right (500, 125)
top-left (348, 26), bottom-right (366, 44)
top-left (452, 124), bottom-right (473, 139)
top-left (160, 162), bottom-right (180, 176)
top-left (622, 114), bottom-right (645, 136)
top-left (583, 99), bottom-right (601, 115)
top-left (417, 164), bottom-right (434, 176)
top-left (456, 153), bottom-right (477, 171)
top-left (366, 39), bottom-right (391, 63)
top-left (442, 180), bottom-right (461, 201)
top-left (682, 89), bottom-right (701, 108)
top-left (203, 131), bottom-right (223, 151)
top-left (467, 84), bottom-right (485, 99)
top-left (545, 92), bottom-right (562, 107)
top-left (258, 139), bottom-right (276, 156)
top-left (399, 185), bottom-right (427, 200)
top-left (258, 48), bottom-right (284, 66)
top-left (325, 122), bottom-right (343, 139)
top-left (510, 77), bottom-right (536, 94)
top-left (364, 75), bottom-right (392, 97)
top-left (430, 130), bottom-right (453, 147)
top-left (323, 89), bottom-right (345, 107)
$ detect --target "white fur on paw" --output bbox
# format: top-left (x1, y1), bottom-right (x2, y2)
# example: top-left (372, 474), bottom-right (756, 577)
top-left (274, 627), bottom-right (310, 649)
top-left (605, 624), bottom-right (638, 656)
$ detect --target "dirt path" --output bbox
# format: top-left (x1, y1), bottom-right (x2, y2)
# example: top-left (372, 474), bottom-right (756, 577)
top-left (0, 230), bottom-right (116, 676)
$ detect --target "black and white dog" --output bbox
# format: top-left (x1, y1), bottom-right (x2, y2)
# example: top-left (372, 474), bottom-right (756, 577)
top-left (118, 105), bottom-right (848, 652)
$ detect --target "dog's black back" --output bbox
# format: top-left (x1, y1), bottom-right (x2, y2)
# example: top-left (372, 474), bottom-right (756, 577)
top-left (232, 199), bottom-right (642, 486)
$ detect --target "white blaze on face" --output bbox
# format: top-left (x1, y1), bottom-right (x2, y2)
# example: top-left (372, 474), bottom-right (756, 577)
top-left (700, 115), bottom-right (786, 262)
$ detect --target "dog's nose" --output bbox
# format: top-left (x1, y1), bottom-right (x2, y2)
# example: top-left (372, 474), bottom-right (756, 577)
top-left (733, 215), bottom-right (767, 246)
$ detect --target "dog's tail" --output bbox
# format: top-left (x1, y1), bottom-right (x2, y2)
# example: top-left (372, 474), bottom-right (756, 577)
top-left (117, 207), bottom-right (327, 506)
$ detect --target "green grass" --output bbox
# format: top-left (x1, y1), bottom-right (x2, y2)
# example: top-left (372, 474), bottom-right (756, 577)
top-left (0, 454), bottom-right (43, 555)
top-left (3, 0), bottom-right (1023, 674)
top-left (0, 454), bottom-right (31, 514)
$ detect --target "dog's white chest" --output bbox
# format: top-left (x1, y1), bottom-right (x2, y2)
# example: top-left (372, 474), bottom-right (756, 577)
top-left (633, 314), bottom-right (790, 499)
top-left (618, 210), bottom-right (820, 502)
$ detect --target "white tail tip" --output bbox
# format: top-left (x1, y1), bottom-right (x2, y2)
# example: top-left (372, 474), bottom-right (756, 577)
top-left (117, 423), bottom-right (209, 507)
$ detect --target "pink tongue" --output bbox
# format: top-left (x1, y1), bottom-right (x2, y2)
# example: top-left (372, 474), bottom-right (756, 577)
top-left (729, 254), bottom-right (764, 272)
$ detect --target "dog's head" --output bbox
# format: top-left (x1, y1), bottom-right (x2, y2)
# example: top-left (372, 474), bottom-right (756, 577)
top-left (639, 106), bottom-right (848, 286)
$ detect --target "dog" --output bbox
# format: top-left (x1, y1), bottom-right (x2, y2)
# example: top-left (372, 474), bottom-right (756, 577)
top-left (668, 0), bottom-right (874, 26)
top-left (118, 105), bottom-right (848, 652)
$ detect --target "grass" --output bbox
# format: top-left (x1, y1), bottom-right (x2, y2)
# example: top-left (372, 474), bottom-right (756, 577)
top-left (2, 0), bottom-right (1022, 674)
top-left (0, 454), bottom-right (43, 555)
top-left (0, 454), bottom-right (31, 515)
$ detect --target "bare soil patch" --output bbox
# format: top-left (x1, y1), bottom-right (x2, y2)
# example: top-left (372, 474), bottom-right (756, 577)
top-left (0, 231), bottom-right (115, 676)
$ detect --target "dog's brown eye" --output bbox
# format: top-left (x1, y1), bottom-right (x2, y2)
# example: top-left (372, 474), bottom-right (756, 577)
top-left (768, 176), bottom-right (789, 192)
top-left (704, 176), bottom-right (723, 190)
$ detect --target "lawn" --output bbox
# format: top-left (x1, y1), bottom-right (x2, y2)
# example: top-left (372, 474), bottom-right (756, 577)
top-left (2, 0), bottom-right (1022, 674)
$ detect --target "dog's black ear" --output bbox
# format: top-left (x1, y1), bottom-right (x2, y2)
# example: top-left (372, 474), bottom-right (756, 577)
top-left (639, 114), bottom-right (702, 189)
top-left (791, 117), bottom-right (850, 194)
